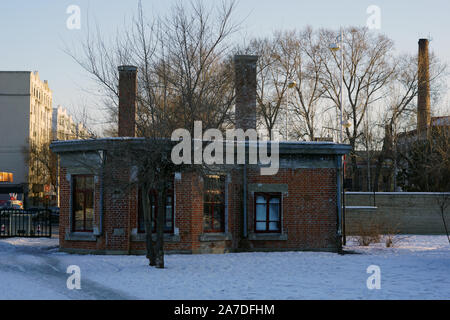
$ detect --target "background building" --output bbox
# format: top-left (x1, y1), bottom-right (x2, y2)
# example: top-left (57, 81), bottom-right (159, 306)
top-left (0, 71), bottom-right (53, 204)
top-left (346, 39), bottom-right (450, 192)
top-left (52, 106), bottom-right (90, 141)
top-left (0, 71), bottom-right (91, 207)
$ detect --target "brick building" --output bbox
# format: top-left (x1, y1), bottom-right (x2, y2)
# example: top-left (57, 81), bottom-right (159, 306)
top-left (51, 56), bottom-right (351, 254)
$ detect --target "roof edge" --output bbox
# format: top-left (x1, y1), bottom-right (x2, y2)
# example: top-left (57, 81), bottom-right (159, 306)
top-left (50, 138), bottom-right (352, 156)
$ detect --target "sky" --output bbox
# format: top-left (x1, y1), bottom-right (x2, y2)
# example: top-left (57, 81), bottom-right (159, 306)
top-left (1, 0), bottom-right (449, 134)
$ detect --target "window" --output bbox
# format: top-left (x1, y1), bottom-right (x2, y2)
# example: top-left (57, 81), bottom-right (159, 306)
top-left (255, 193), bottom-right (281, 233)
top-left (138, 188), bottom-right (174, 234)
top-left (203, 175), bottom-right (225, 233)
top-left (72, 175), bottom-right (94, 232)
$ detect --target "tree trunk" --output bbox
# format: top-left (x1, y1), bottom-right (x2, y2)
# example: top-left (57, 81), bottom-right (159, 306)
top-left (373, 155), bottom-right (384, 192)
top-left (141, 186), bottom-right (156, 266)
top-left (440, 208), bottom-right (450, 245)
top-left (347, 137), bottom-right (360, 191)
top-left (155, 186), bottom-right (166, 268)
top-left (350, 152), bottom-right (359, 191)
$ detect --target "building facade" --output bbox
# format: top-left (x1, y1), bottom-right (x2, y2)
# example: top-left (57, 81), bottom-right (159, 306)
top-left (52, 106), bottom-right (90, 141)
top-left (0, 71), bottom-right (53, 202)
top-left (0, 71), bottom-right (90, 206)
top-left (52, 139), bottom-right (349, 254)
top-left (51, 57), bottom-right (351, 255)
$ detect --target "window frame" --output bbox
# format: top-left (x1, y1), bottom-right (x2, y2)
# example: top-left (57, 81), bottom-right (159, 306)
top-left (203, 175), bottom-right (226, 233)
top-left (138, 186), bottom-right (175, 234)
top-left (254, 192), bottom-right (282, 233)
top-left (72, 175), bottom-right (95, 233)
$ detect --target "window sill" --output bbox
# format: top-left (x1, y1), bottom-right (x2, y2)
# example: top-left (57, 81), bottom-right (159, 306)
top-left (65, 232), bottom-right (97, 242)
top-left (199, 233), bottom-right (232, 242)
top-left (248, 233), bottom-right (288, 241)
top-left (131, 233), bottom-right (180, 243)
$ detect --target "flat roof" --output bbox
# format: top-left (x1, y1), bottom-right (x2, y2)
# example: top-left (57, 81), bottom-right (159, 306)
top-left (0, 71), bottom-right (32, 73)
top-left (51, 137), bottom-right (352, 156)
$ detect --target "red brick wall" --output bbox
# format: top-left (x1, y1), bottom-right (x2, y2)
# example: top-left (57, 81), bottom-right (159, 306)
top-left (58, 167), bottom-right (69, 248)
top-left (234, 55), bottom-right (258, 131)
top-left (245, 168), bottom-right (338, 251)
top-left (59, 167), bottom-right (102, 251)
top-left (59, 164), bottom-right (338, 254)
top-left (118, 66), bottom-right (137, 137)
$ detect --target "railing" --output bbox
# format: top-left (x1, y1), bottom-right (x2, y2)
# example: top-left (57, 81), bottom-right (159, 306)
top-left (0, 209), bottom-right (52, 238)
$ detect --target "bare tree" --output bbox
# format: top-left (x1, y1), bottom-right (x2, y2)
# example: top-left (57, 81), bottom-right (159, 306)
top-left (398, 126), bottom-right (450, 192)
top-left (289, 27), bottom-right (326, 141)
top-left (396, 125), bottom-right (450, 242)
top-left (24, 141), bottom-right (58, 206)
top-left (318, 27), bottom-right (396, 190)
top-left (359, 110), bottom-right (383, 191)
top-left (247, 27), bottom-right (326, 141)
top-left (67, 0), bottom-right (239, 268)
top-left (436, 193), bottom-right (450, 244)
top-left (372, 55), bottom-right (418, 191)
top-left (373, 53), bottom-right (446, 191)
top-left (248, 36), bottom-right (292, 139)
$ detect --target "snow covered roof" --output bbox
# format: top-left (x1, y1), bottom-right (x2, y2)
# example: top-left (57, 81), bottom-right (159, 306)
top-left (50, 137), bottom-right (352, 156)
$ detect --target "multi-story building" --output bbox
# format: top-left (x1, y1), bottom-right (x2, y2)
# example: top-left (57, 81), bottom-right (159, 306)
top-left (0, 71), bottom-right (53, 204)
top-left (52, 106), bottom-right (91, 141)
top-left (51, 106), bottom-right (92, 207)
top-left (52, 106), bottom-right (75, 141)
top-left (77, 123), bottom-right (90, 140)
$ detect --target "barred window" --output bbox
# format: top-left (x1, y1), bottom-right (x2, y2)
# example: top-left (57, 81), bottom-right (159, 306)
top-left (72, 175), bottom-right (94, 232)
top-left (138, 188), bottom-right (174, 234)
top-left (203, 175), bottom-right (225, 233)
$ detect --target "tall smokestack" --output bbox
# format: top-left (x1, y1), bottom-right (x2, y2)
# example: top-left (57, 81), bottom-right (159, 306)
top-left (118, 65), bottom-right (138, 137)
top-left (234, 55), bottom-right (258, 131)
top-left (417, 39), bottom-right (431, 134)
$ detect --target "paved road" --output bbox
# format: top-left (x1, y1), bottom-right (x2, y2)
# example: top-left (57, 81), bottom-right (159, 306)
top-left (0, 240), bottom-right (136, 300)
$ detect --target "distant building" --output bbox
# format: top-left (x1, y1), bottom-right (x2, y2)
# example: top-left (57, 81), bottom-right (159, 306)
top-left (0, 71), bottom-right (53, 203)
top-left (343, 150), bottom-right (393, 192)
top-left (0, 71), bottom-right (91, 206)
top-left (348, 39), bottom-right (449, 192)
top-left (51, 106), bottom-right (92, 207)
top-left (52, 106), bottom-right (90, 141)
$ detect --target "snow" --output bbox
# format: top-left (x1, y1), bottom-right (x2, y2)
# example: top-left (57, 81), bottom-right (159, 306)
top-left (0, 235), bottom-right (449, 300)
top-left (346, 192), bottom-right (450, 195)
top-left (345, 206), bottom-right (377, 210)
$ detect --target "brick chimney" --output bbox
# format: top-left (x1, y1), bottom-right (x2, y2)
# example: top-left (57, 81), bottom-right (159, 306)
top-left (118, 65), bottom-right (138, 137)
top-left (234, 55), bottom-right (258, 131)
top-left (417, 39), bottom-right (431, 134)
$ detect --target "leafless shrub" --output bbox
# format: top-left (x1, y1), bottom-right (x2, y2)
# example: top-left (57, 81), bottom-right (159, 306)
top-left (382, 222), bottom-right (409, 247)
top-left (353, 219), bottom-right (383, 246)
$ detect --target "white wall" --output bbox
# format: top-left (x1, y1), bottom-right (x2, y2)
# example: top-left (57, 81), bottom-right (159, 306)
top-left (0, 72), bottom-right (31, 184)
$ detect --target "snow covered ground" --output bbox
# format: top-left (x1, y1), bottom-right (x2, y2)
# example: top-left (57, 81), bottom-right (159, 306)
top-left (0, 235), bottom-right (448, 300)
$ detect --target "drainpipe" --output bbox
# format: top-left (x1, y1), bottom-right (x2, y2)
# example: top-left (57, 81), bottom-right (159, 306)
top-left (243, 162), bottom-right (248, 238)
top-left (336, 156), bottom-right (343, 250)
top-left (342, 162), bottom-right (346, 246)
top-left (99, 150), bottom-right (105, 236)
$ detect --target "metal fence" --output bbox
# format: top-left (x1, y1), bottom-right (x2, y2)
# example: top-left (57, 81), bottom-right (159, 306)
top-left (0, 209), bottom-right (52, 238)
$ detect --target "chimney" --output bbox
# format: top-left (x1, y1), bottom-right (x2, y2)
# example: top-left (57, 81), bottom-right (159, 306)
top-left (234, 55), bottom-right (258, 131)
top-left (118, 65), bottom-right (138, 137)
top-left (417, 39), bottom-right (431, 134)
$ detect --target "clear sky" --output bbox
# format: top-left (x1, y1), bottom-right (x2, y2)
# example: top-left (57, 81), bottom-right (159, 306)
top-left (1, 0), bottom-right (449, 133)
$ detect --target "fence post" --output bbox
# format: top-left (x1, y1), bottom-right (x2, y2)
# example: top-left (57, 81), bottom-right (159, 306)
top-left (49, 209), bottom-right (52, 238)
